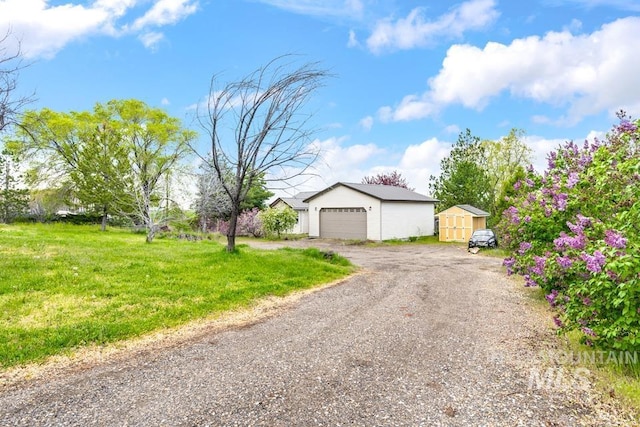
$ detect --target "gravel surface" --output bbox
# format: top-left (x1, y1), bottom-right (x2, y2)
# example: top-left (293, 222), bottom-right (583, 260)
top-left (0, 241), bottom-right (635, 426)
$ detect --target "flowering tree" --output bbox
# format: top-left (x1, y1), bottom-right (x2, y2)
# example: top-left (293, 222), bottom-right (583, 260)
top-left (362, 170), bottom-right (413, 190)
top-left (499, 113), bottom-right (639, 350)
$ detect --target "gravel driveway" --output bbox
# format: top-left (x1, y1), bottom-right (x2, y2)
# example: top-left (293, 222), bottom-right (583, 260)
top-left (0, 242), bottom-right (634, 426)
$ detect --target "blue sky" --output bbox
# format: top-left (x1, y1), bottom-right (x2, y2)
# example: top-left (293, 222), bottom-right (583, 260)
top-left (1, 0), bottom-right (639, 198)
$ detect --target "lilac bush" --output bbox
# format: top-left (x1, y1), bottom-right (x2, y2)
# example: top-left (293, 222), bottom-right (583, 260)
top-left (498, 114), bottom-right (640, 350)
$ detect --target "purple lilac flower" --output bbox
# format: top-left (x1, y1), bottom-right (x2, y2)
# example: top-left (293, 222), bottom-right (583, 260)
top-left (553, 193), bottom-right (568, 211)
top-left (527, 164), bottom-right (534, 173)
top-left (525, 178), bottom-right (535, 188)
top-left (581, 327), bottom-right (596, 337)
top-left (523, 215), bottom-right (531, 223)
top-left (506, 206), bottom-right (520, 224)
top-left (518, 241), bottom-right (532, 255)
top-left (503, 257), bottom-right (516, 275)
top-left (582, 297), bottom-right (592, 306)
top-left (604, 229), bottom-right (627, 249)
top-left (581, 250), bottom-right (606, 273)
top-left (566, 172), bottom-right (579, 188)
top-left (524, 274), bottom-right (537, 287)
top-left (554, 232), bottom-right (587, 251)
top-left (567, 221), bottom-right (583, 234)
top-left (531, 255), bottom-right (547, 275)
top-left (553, 316), bottom-right (564, 328)
top-left (618, 119), bottom-right (638, 133)
top-left (544, 207), bottom-right (553, 217)
top-left (606, 270), bottom-right (619, 282)
top-left (576, 214), bottom-right (591, 228)
top-left (503, 257), bottom-right (516, 268)
top-left (513, 180), bottom-right (522, 191)
top-left (545, 289), bottom-right (559, 307)
top-left (578, 154), bottom-right (592, 168)
top-left (556, 255), bottom-right (573, 269)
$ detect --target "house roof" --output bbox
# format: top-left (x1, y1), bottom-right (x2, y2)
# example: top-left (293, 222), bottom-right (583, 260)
top-left (270, 191), bottom-right (318, 210)
top-left (304, 182), bottom-right (438, 203)
top-left (454, 204), bottom-right (490, 217)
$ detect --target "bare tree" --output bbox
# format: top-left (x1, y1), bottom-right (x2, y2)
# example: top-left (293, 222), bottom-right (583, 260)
top-left (196, 55), bottom-right (330, 252)
top-left (0, 30), bottom-right (33, 134)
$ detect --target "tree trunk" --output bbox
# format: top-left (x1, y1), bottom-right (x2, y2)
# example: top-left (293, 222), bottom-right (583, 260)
top-left (226, 206), bottom-right (239, 252)
top-left (101, 205), bottom-right (108, 232)
top-left (146, 225), bottom-right (157, 243)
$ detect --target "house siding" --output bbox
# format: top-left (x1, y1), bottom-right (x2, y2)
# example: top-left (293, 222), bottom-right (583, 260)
top-left (380, 202), bottom-right (435, 240)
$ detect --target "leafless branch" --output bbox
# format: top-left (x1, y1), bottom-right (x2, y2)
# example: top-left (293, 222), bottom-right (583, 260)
top-left (195, 55), bottom-right (332, 251)
top-left (0, 29), bottom-right (35, 134)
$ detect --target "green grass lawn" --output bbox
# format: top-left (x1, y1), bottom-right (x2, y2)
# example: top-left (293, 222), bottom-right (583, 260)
top-left (0, 224), bottom-right (354, 369)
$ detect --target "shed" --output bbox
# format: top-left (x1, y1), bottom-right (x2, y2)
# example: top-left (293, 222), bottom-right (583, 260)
top-left (269, 191), bottom-right (317, 234)
top-left (304, 182), bottom-right (438, 241)
top-left (438, 204), bottom-right (490, 242)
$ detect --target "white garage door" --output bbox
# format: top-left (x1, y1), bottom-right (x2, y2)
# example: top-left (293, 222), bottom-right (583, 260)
top-left (320, 208), bottom-right (367, 240)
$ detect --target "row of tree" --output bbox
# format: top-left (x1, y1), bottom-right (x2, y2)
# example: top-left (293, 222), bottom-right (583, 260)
top-left (1, 41), bottom-right (330, 251)
top-left (429, 128), bottom-right (532, 224)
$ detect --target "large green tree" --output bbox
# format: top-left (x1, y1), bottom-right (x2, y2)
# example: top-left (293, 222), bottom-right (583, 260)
top-left (429, 129), bottom-right (492, 212)
top-left (103, 99), bottom-right (196, 242)
top-left (481, 128), bottom-right (532, 222)
top-left (12, 100), bottom-right (196, 241)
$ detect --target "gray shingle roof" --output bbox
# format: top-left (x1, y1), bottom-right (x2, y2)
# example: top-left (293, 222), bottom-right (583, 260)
top-left (455, 204), bottom-right (490, 216)
top-left (270, 191), bottom-right (318, 210)
top-left (304, 182), bottom-right (438, 203)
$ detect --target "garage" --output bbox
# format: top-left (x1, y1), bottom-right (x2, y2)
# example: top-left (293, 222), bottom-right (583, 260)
top-left (320, 207), bottom-right (367, 239)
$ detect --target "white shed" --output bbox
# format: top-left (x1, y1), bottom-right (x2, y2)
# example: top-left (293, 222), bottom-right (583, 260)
top-left (269, 191), bottom-right (317, 234)
top-left (304, 182), bottom-right (438, 241)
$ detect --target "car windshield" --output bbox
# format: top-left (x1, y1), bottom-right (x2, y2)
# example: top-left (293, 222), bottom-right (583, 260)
top-left (472, 230), bottom-right (493, 238)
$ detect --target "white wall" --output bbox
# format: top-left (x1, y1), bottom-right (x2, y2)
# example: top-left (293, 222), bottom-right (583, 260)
top-left (380, 202), bottom-right (435, 240)
top-left (308, 186), bottom-right (381, 239)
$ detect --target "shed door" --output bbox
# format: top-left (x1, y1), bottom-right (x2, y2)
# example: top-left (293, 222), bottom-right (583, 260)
top-left (444, 214), bottom-right (468, 242)
top-left (320, 208), bottom-right (367, 240)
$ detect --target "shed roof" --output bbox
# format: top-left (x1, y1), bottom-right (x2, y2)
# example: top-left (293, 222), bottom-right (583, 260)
top-left (304, 182), bottom-right (438, 203)
top-left (449, 204), bottom-right (490, 217)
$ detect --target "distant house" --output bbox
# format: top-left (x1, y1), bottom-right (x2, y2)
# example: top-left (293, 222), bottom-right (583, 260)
top-left (438, 204), bottom-right (490, 242)
top-left (269, 191), bottom-right (317, 235)
top-left (304, 182), bottom-right (438, 241)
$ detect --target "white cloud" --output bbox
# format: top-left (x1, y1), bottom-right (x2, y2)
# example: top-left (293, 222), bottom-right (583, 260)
top-left (268, 135), bottom-right (452, 197)
top-left (358, 115), bottom-right (373, 131)
top-left (443, 124), bottom-right (461, 134)
top-left (347, 29), bottom-right (359, 48)
top-left (138, 31), bottom-right (164, 50)
top-left (378, 94), bottom-right (438, 122)
top-left (381, 16), bottom-right (640, 124)
top-left (366, 0), bottom-right (499, 53)
top-left (131, 0), bottom-right (199, 30)
top-left (253, 0), bottom-right (364, 19)
top-left (0, 0), bottom-right (198, 58)
top-left (161, 97), bottom-right (171, 106)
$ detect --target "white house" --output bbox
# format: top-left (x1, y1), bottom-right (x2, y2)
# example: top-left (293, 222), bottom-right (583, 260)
top-left (269, 191), bottom-right (317, 234)
top-left (304, 182), bottom-right (438, 241)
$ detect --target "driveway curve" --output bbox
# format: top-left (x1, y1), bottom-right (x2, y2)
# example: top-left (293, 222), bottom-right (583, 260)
top-left (0, 242), bottom-right (632, 426)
